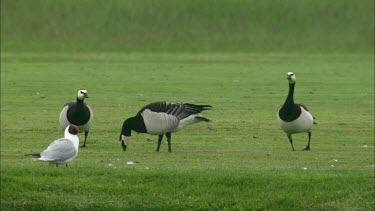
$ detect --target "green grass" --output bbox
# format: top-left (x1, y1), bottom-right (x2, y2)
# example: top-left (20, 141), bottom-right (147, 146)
top-left (1, 1), bottom-right (373, 209)
top-left (1, 0), bottom-right (373, 53)
top-left (1, 53), bottom-right (374, 210)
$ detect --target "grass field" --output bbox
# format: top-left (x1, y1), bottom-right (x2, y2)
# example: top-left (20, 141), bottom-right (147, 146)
top-left (1, 52), bottom-right (373, 210)
top-left (1, 0), bottom-right (374, 210)
top-left (2, 0), bottom-right (373, 53)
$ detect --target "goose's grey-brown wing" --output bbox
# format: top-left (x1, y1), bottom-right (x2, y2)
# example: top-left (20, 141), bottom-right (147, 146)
top-left (141, 109), bottom-right (180, 134)
top-left (138, 102), bottom-right (211, 120)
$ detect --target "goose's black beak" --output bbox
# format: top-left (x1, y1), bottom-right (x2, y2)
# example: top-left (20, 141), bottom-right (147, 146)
top-left (119, 134), bottom-right (130, 152)
top-left (121, 140), bottom-right (127, 151)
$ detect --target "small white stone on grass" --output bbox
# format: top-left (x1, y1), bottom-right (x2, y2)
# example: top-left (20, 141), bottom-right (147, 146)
top-left (303, 167), bottom-right (307, 170)
top-left (363, 145), bottom-right (368, 148)
top-left (333, 159), bottom-right (338, 162)
top-left (127, 161), bottom-right (135, 165)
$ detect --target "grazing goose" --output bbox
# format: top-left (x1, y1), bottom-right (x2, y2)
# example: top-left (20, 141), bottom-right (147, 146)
top-left (26, 125), bottom-right (81, 167)
top-left (59, 90), bottom-right (93, 147)
top-left (278, 72), bottom-right (315, 151)
top-left (119, 102), bottom-right (212, 152)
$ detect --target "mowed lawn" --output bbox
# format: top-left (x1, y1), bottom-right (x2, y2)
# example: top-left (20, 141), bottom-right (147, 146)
top-left (1, 53), bottom-right (373, 210)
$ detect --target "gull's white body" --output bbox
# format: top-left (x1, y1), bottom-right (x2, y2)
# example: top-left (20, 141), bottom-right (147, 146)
top-left (36, 126), bottom-right (80, 165)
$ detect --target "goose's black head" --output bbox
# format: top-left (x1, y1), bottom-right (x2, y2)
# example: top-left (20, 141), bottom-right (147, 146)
top-left (77, 90), bottom-right (88, 100)
top-left (287, 72), bottom-right (296, 84)
top-left (119, 118), bottom-right (133, 151)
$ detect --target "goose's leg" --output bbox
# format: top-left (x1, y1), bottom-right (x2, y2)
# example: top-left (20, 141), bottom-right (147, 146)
top-left (156, 135), bottom-right (163, 152)
top-left (166, 132), bottom-right (172, 152)
top-left (287, 134), bottom-right (295, 151)
top-left (81, 131), bottom-right (89, 147)
top-left (303, 131), bottom-right (311, 151)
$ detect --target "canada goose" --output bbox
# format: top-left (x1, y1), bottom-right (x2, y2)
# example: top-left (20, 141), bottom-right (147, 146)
top-left (59, 90), bottom-right (93, 147)
top-left (26, 125), bottom-right (81, 167)
top-left (119, 102), bottom-right (212, 152)
top-left (278, 72), bottom-right (315, 151)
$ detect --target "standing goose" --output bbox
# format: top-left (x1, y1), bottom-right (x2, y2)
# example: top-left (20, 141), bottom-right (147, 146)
top-left (25, 125), bottom-right (81, 167)
top-left (59, 90), bottom-right (93, 147)
top-left (119, 102), bottom-right (212, 152)
top-left (278, 72), bottom-right (315, 151)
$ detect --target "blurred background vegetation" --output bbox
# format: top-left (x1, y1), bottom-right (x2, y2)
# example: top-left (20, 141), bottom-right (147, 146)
top-left (1, 0), bottom-right (373, 53)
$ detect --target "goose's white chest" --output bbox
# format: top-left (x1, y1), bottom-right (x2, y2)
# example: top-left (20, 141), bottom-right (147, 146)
top-left (59, 104), bottom-right (93, 131)
top-left (278, 107), bottom-right (314, 134)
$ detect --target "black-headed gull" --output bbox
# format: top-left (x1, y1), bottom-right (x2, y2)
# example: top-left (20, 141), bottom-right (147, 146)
top-left (26, 125), bottom-right (81, 167)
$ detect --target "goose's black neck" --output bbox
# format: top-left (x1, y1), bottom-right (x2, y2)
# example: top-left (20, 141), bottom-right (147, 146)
top-left (121, 116), bottom-right (147, 137)
top-left (283, 82), bottom-right (295, 108)
top-left (279, 82), bottom-right (301, 122)
top-left (76, 97), bottom-right (84, 108)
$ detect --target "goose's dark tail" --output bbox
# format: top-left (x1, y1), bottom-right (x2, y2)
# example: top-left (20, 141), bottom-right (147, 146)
top-left (25, 153), bottom-right (41, 158)
top-left (197, 105), bottom-right (213, 111)
top-left (195, 116), bottom-right (211, 122)
top-left (185, 103), bottom-right (213, 112)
